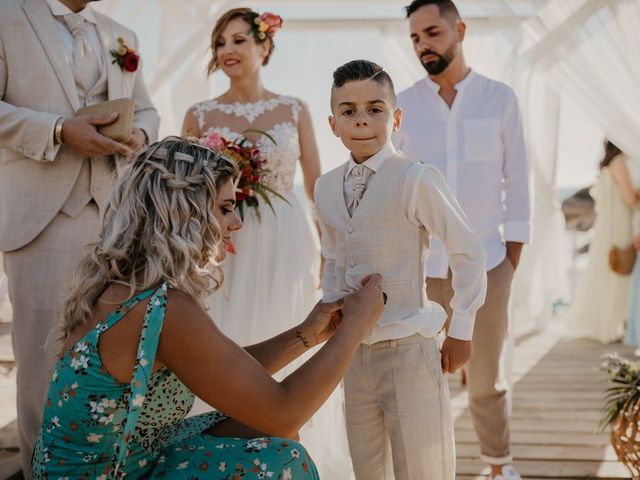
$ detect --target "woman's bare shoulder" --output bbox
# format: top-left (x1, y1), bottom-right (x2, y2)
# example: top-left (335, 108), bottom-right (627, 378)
top-left (164, 288), bottom-right (206, 318)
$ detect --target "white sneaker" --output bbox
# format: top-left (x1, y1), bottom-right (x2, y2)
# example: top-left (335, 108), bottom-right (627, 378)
top-left (492, 465), bottom-right (522, 480)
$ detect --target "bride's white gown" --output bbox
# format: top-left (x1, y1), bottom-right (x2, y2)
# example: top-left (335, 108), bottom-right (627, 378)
top-left (188, 95), bottom-right (352, 478)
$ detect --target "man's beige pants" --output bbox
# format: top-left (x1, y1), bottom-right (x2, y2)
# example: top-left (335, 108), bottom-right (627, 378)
top-left (427, 257), bottom-right (514, 464)
top-left (3, 205), bottom-right (99, 476)
top-left (344, 334), bottom-right (455, 480)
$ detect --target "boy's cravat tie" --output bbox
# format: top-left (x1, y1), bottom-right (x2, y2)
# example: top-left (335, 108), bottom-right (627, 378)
top-left (348, 164), bottom-right (373, 215)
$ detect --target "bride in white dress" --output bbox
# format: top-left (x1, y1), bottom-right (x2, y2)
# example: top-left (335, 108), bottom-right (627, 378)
top-left (182, 8), bottom-right (352, 478)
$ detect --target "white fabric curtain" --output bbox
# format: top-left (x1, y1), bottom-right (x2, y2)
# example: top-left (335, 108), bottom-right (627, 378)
top-left (504, 0), bottom-right (640, 332)
top-left (509, 66), bottom-right (568, 334)
top-left (519, 0), bottom-right (640, 160)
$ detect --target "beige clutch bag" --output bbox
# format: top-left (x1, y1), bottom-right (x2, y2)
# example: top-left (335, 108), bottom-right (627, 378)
top-left (76, 98), bottom-right (134, 142)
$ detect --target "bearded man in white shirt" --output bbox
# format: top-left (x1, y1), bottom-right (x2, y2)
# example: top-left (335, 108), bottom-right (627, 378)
top-left (394, 1), bottom-right (531, 479)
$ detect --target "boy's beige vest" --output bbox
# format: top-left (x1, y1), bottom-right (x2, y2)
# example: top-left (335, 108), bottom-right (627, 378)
top-left (315, 154), bottom-right (446, 335)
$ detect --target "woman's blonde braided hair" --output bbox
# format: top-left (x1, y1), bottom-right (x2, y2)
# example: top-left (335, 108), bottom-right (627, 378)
top-left (61, 136), bottom-right (239, 337)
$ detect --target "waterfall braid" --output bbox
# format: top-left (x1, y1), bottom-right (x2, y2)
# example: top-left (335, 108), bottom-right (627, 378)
top-left (62, 136), bottom-right (239, 337)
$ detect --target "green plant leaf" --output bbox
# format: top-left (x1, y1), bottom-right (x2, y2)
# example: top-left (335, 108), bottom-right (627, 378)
top-left (242, 128), bottom-right (277, 145)
top-left (599, 353), bottom-right (640, 430)
top-left (260, 185), bottom-right (291, 206)
top-left (255, 186), bottom-right (277, 217)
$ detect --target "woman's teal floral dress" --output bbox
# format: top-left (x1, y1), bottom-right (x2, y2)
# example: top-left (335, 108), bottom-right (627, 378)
top-left (32, 283), bottom-right (319, 479)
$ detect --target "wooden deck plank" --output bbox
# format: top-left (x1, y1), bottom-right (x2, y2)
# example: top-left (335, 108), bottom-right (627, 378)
top-left (455, 430), bottom-right (611, 446)
top-left (455, 444), bottom-right (619, 462)
top-left (455, 420), bottom-right (604, 434)
top-left (456, 459), bottom-right (630, 478)
top-left (448, 325), bottom-right (635, 479)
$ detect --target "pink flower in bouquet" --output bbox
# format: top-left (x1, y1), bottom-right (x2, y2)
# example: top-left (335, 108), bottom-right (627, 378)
top-left (199, 129), bottom-right (289, 224)
top-left (203, 132), bottom-right (227, 151)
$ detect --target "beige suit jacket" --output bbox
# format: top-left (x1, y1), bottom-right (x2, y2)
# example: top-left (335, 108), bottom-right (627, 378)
top-left (0, 0), bottom-right (160, 252)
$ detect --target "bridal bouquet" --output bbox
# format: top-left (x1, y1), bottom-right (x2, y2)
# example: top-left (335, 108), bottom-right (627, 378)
top-left (202, 130), bottom-right (288, 222)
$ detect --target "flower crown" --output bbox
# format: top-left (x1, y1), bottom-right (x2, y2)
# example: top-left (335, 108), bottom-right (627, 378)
top-left (251, 12), bottom-right (284, 40)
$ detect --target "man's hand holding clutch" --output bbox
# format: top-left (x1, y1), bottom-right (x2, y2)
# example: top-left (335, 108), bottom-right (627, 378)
top-left (61, 98), bottom-right (145, 158)
top-left (60, 112), bottom-right (133, 157)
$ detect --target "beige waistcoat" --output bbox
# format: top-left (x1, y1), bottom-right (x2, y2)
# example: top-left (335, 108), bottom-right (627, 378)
top-left (316, 154), bottom-right (446, 336)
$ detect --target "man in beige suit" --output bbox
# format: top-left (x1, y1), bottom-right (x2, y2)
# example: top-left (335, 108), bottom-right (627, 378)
top-left (0, 0), bottom-right (159, 473)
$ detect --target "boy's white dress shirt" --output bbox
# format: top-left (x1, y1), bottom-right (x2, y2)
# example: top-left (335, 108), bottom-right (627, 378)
top-left (317, 144), bottom-right (486, 343)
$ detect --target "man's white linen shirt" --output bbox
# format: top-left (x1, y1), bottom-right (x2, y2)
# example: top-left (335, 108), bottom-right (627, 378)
top-left (321, 144), bottom-right (487, 343)
top-left (394, 70), bottom-right (531, 278)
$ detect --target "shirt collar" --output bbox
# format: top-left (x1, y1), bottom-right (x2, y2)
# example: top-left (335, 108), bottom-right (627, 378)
top-left (423, 69), bottom-right (475, 94)
top-left (47, 0), bottom-right (97, 24)
top-left (344, 143), bottom-right (397, 180)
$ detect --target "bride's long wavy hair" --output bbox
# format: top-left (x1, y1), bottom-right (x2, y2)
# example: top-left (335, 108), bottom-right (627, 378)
top-left (61, 136), bottom-right (239, 337)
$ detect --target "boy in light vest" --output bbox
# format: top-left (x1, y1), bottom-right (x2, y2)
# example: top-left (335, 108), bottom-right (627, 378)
top-left (314, 59), bottom-right (487, 479)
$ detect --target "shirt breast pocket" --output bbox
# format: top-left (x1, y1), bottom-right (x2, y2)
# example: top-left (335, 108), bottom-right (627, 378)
top-left (464, 119), bottom-right (502, 162)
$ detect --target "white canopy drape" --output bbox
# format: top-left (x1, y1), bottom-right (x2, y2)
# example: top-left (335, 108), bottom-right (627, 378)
top-left (519, 0), bottom-right (640, 160)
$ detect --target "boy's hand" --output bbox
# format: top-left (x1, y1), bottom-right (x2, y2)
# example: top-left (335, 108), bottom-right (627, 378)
top-left (505, 241), bottom-right (523, 270)
top-left (441, 336), bottom-right (472, 374)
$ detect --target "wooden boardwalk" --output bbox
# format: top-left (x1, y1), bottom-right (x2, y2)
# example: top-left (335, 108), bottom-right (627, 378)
top-left (0, 304), bottom-right (635, 479)
top-left (452, 325), bottom-right (634, 479)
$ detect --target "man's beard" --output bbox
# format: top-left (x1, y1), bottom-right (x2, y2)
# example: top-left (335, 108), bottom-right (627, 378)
top-left (420, 44), bottom-right (456, 76)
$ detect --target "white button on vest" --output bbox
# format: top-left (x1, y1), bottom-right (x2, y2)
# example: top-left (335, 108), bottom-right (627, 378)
top-left (349, 261), bottom-right (356, 268)
top-left (347, 227), bottom-right (355, 233)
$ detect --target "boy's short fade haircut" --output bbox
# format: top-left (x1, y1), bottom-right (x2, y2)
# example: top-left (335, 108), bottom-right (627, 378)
top-left (331, 60), bottom-right (396, 107)
top-left (405, 0), bottom-right (461, 25)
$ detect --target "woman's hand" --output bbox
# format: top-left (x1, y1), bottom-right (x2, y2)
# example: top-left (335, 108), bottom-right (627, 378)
top-left (299, 274), bottom-right (384, 346)
top-left (341, 274), bottom-right (385, 342)
top-left (299, 299), bottom-right (344, 347)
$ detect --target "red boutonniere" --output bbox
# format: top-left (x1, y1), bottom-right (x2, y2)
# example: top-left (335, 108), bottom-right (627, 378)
top-left (110, 36), bottom-right (139, 73)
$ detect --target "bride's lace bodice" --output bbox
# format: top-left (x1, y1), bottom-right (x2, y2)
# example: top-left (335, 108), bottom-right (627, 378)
top-left (191, 95), bottom-right (302, 194)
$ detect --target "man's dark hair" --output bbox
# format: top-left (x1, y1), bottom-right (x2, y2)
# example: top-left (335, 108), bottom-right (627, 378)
top-left (331, 60), bottom-right (396, 106)
top-left (405, 0), bottom-right (461, 24)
